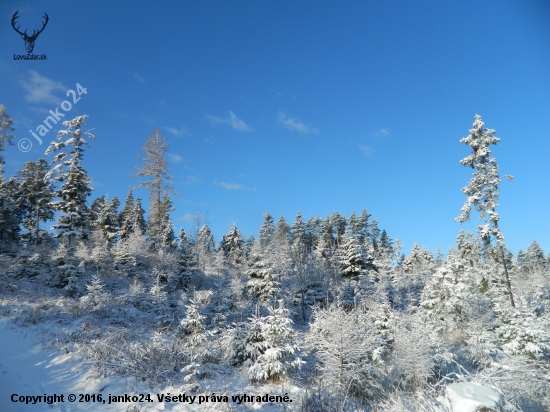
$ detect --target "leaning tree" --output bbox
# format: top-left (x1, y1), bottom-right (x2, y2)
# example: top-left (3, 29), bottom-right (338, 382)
top-left (456, 114), bottom-right (515, 308)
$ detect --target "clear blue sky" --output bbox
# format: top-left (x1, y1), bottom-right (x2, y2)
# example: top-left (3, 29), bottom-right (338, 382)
top-left (1, 0), bottom-right (549, 255)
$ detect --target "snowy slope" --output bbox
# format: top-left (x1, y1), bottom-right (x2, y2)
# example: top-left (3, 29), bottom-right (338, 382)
top-left (0, 319), bottom-right (302, 411)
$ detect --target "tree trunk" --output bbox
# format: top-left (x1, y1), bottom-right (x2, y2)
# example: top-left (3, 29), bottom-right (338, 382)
top-left (500, 246), bottom-right (515, 308)
top-left (35, 204), bottom-right (40, 245)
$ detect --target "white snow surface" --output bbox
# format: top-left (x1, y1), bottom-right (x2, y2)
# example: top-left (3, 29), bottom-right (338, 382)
top-left (0, 319), bottom-right (302, 411)
top-left (444, 382), bottom-right (504, 412)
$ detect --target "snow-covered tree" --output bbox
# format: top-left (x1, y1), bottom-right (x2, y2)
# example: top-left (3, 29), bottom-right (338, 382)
top-left (523, 240), bottom-right (546, 273)
top-left (307, 304), bottom-right (384, 399)
top-left (357, 208), bottom-right (372, 245)
top-left (197, 224), bottom-right (216, 272)
top-left (330, 211), bottom-right (347, 246)
top-left (390, 314), bottom-right (436, 391)
top-left (292, 259), bottom-right (326, 320)
top-left (134, 128), bottom-right (179, 249)
top-left (246, 245), bottom-right (280, 303)
top-left (175, 228), bottom-right (198, 290)
top-left (248, 300), bottom-right (304, 382)
top-left (179, 299), bottom-right (211, 350)
top-left (378, 230), bottom-right (393, 259)
top-left (150, 281), bottom-right (171, 325)
top-left (80, 273), bottom-right (109, 312)
top-left (420, 246), bottom-right (485, 333)
top-left (258, 212), bottom-right (275, 250)
top-left (228, 310), bottom-right (266, 368)
top-left (220, 224), bottom-right (245, 265)
top-left (158, 193), bottom-right (176, 248)
top-left (456, 114), bottom-right (515, 307)
top-left (306, 215), bottom-right (323, 251)
top-left (13, 159), bottom-right (54, 245)
top-left (291, 211), bottom-right (309, 263)
top-left (319, 216), bottom-right (335, 249)
top-left (131, 197), bottom-right (147, 235)
top-left (0, 104), bottom-right (15, 179)
top-left (274, 215), bottom-right (291, 250)
top-left (90, 195), bottom-right (120, 243)
top-left (45, 115), bottom-right (96, 247)
top-left (339, 228), bottom-right (366, 279)
top-left (0, 178), bottom-right (22, 245)
top-left (118, 189), bottom-right (135, 240)
top-left (367, 218), bottom-right (381, 247)
top-left (243, 235), bottom-right (255, 261)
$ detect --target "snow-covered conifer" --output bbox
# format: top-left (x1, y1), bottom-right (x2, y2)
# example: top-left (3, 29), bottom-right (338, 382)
top-left (13, 159), bottom-right (55, 245)
top-left (150, 281), bottom-right (171, 325)
top-left (221, 224), bottom-right (245, 265)
top-left (367, 218), bottom-right (381, 248)
top-left (228, 311), bottom-right (266, 368)
top-left (0, 104), bottom-right (15, 179)
top-left (357, 208), bottom-right (372, 244)
top-left (131, 197), bottom-right (147, 235)
top-left (118, 189), bottom-right (135, 240)
top-left (45, 115), bottom-right (96, 247)
top-left (248, 300), bottom-right (304, 382)
top-left (90, 195), bottom-right (120, 242)
top-left (291, 212), bottom-right (309, 263)
top-left (524, 240), bottom-right (546, 273)
top-left (274, 215), bottom-right (291, 250)
top-left (243, 235), bottom-right (255, 261)
top-left (330, 211), bottom-right (347, 246)
top-left (246, 245), bottom-right (280, 303)
top-left (0, 178), bottom-right (22, 245)
top-left (175, 228), bottom-right (197, 290)
top-left (306, 215), bottom-right (323, 251)
top-left (348, 211), bottom-right (360, 235)
top-left (158, 193), bottom-right (176, 248)
top-left (179, 299), bottom-right (211, 350)
top-left (292, 258), bottom-right (325, 320)
top-left (80, 274), bottom-right (108, 312)
top-left (197, 223), bottom-right (216, 272)
top-left (456, 114), bottom-right (515, 307)
top-left (420, 247), bottom-right (481, 332)
top-left (258, 212), bottom-right (275, 250)
top-left (339, 228), bottom-right (365, 279)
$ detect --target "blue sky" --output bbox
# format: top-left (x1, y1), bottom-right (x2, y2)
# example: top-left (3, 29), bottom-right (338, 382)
top-left (1, 0), bottom-right (549, 255)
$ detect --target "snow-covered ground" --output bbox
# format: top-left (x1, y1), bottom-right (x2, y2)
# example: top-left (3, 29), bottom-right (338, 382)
top-left (0, 318), bottom-right (131, 412)
top-left (0, 318), bottom-right (303, 411)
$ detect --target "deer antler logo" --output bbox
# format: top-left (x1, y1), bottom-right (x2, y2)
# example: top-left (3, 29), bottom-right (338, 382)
top-left (11, 11), bottom-right (49, 54)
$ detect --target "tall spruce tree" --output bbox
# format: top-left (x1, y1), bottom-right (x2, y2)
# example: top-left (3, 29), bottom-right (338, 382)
top-left (131, 197), bottom-right (147, 235)
top-left (524, 240), bottom-right (546, 273)
top-left (45, 115), bottom-right (95, 247)
top-left (291, 212), bottom-right (308, 263)
top-left (158, 193), bottom-right (176, 248)
top-left (118, 189), bottom-right (135, 240)
top-left (134, 128), bottom-right (179, 249)
top-left (339, 227), bottom-right (365, 279)
top-left (176, 228), bottom-right (198, 290)
top-left (455, 114), bottom-right (515, 308)
top-left (330, 212), bottom-right (347, 246)
top-left (0, 178), bottom-right (22, 245)
top-left (221, 224), bottom-right (245, 265)
top-left (274, 216), bottom-right (291, 250)
top-left (197, 223), bottom-right (216, 271)
top-left (14, 159), bottom-right (55, 245)
top-left (90, 195), bottom-right (120, 242)
top-left (258, 212), bottom-right (275, 250)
